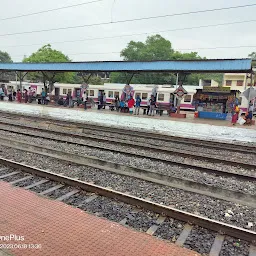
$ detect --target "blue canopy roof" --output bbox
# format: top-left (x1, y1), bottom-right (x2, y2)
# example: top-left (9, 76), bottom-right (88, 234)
top-left (0, 59), bottom-right (252, 73)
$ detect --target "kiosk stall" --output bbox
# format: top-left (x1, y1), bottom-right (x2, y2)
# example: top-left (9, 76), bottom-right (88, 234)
top-left (193, 87), bottom-right (239, 120)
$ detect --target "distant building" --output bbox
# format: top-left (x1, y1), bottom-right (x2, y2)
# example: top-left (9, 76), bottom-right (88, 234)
top-left (199, 79), bottom-right (219, 87)
top-left (200, 73), bottom-right (255, 90)
top-left (222, 73), bottom-right (250, 90)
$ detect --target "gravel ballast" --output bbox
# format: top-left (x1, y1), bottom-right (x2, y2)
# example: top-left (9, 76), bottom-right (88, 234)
top-left (0, 145), bottom-right (255, 232)
top-left (220, 237), bottom-right (250, 256)
top-left (183, 226), bottom-right (216, 255)
top-left (0, 119), bottom-right (256, 164)
top-left (154, 218), bottom-right (185, 241)
top-left (2, 114), bottom-right (256, 147)
top-left (0, 128), bottom-right (255, 195)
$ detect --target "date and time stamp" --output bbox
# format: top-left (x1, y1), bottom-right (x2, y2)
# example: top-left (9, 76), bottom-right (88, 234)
top-left (0, 234), bottom-right (42, 250)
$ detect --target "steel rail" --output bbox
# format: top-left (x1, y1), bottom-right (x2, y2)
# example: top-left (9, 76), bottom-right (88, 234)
top-left (0, 121), bottom-right (255, 171)
top-left (0, 157), bottom-right (255, 243)
top-left (0, 111), bottom-right (256, 154)
top-left (0, 136), bottom-right (255, 208)
top-left (0, 125), bottom-right (255, 182)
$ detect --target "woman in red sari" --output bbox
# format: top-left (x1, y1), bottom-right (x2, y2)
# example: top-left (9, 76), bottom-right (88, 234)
top-left (17, 89), bottom-right (22, 103)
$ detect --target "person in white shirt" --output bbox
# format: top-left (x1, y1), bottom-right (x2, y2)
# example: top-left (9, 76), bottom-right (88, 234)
top-left (249, 104), bottom-right (254, 112)
top-left (82, 91), bottom-right (87, 110)
top-left (103, 93), bottom-right (106, 109)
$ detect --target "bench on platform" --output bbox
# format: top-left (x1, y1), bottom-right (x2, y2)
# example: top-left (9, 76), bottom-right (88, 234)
top-left (156, 104), bottom-right (170, 116)
top-left (108, 104), bottom-right (115, 111)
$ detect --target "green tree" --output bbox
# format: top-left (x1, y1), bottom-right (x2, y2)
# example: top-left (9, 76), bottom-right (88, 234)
top-left (0, 51), bottom-right (12, 63)
top-left (248, 52), bottom-right (256, 59)
top-left (74, 74), bottom-right (104, 85)
top-left (121, 35), bottom-right (175, 61)
top-left (23, 44), bottom-right (74, 92)
top-left (248, 52), bottom-right (256, 67)
top-left (110, 35), bottom-right (203, 84)
top-left (0, 51), bottom-right (14, 82)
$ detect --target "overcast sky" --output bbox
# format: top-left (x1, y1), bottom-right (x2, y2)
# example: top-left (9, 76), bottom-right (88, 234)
top-left (1, 0), bottom-right (256, 62)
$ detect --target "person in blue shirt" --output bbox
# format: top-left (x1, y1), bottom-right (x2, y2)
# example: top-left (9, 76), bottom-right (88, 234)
top-left (119, 100), bottom-right (125, 112)
top-left (134, 95), bottom-right (141, 115)
top-left (41, 89), bottom-right (46, 105)
top-left (170, 104), bottom-right (177, 113)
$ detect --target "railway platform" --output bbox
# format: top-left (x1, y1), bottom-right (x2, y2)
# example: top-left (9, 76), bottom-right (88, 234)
top-left (0, 181), bottom-right (199, 256)
top-left (1, 100), bottom-right (255, 129)
top-left (0, 101), bottom-right (255, 143)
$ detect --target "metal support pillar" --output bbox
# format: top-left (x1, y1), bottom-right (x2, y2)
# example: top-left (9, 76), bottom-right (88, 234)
top-left (125, 73), bottom-right (135, 84)
top-left (80, 73), bottom-right (92, 84)
top-left (41, 72), bottom-right (56, 93)
top-left (16, 71), bottom-right (28, 90)
top-left (174, 73), bottom-right (179, 107)
top-left (248, 72), bottom-right (253, 108)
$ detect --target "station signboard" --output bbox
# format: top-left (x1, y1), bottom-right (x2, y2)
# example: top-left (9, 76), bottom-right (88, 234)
top-left (174, 85), bottom-right (187, 98)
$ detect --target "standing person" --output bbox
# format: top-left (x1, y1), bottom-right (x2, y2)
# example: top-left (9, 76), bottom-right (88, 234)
top-left (17, 89), bottom-right (22, 103)
top-left (64, 94), bottom-right (69, 107)
top-left (134, 95), bottom-right (141, 115)
top-left (115, 95), bottom-right (120, 111)
top-left (127, 97), bottom-right (135, 114)
top-left (245, 103), bottom-right (254, 125)
top-left (24, 89), bottom-right (28, 103)
top-left (82, 91), bottom-right (87, 110)
top-left (68, 91), bottom-right (73, 108)
top-left (231, 104), bottom-right (240, 125)
top-left (102, 93), bottom-right (106, 109)
top-left (147, 97), bottom-right (151, 115)
top-left (249, 102), bottom-right (254, 113)
top-left (149, 95), bottom-right (156, 116)
top-left (45, 93), bottom-right (50, 105)
top-left (0, 86), bottom-right (4, 101)
top-left (119, 100), bottom-right (125, 112)
top-left (28, 87), bottom-right (32, 103)
top-left (13, 90), bottom-right (16, 101)
top-left (8, 87), bottom-right (13, 102)
top-left (98, 92), bottom-right (103, 110)
top-left (41, 88), bottom-right (46, 105)
top-left (29, 87), bottom-right (35, 103)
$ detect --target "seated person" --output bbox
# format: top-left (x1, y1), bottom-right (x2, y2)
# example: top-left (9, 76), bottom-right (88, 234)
top-left (170, 104), bottom-right (177, 113)
top-left (109, 100), bottom-right (115, 111)
top-left (119, 100), bottom-right (125, 111)
top-left (57, 97), bottom-right (64, 105)
top-left (245, 111), bottom-right (253, 125)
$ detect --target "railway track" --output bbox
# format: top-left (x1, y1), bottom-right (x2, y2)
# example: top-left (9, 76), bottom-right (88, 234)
top-left (1, 111), bottom-right (256, 154)
top-left (0, 135), bottom-right (255, 208)
top-left (0, 119), bottom-right (256, 173)
top-left (0, 158), bottom-right (255, 256)
top-left (0, 118), bottom-right (255, 202)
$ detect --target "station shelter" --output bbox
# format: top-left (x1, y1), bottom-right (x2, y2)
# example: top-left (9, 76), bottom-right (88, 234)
top-left (193, 86), bottom-right (240, 120)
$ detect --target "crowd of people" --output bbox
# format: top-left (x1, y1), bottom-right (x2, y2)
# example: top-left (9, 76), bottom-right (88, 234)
top-left (0, 85), bottom-right (51, 105)
top-left (98, 94), bottom-right (162, 116)
top-left (232, 103), bottom-right (254, 125)
top-left (1, 84), bottom-right (254, 124)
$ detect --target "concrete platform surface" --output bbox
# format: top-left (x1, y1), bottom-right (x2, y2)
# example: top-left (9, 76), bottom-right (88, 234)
top-left (0, 101), bottom-right (255, 143)
top-left (0, 182), bottom-right (199, 256)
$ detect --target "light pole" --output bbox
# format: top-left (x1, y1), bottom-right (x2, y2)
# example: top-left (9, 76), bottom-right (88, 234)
top-left (174, 73), bottom-right (179, 107)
